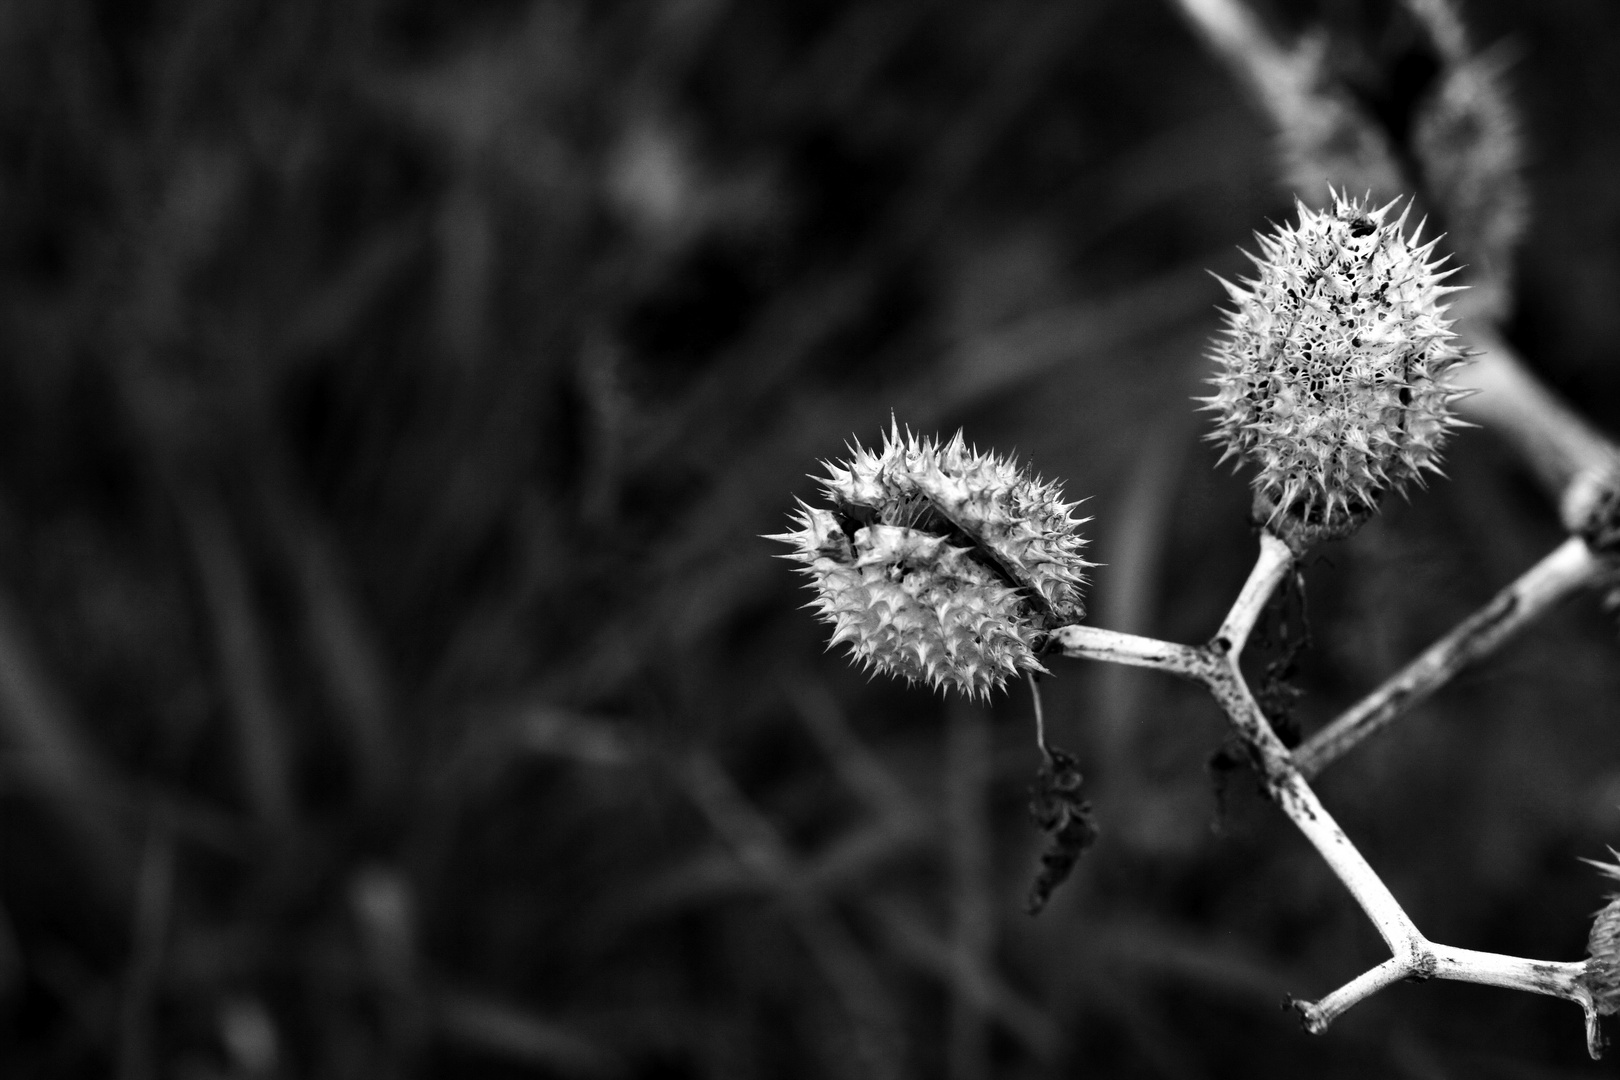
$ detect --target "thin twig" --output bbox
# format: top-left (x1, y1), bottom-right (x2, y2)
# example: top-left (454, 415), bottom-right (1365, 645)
top-left (1051, 625), bottom-right (1207, 676)
top-left (1290, 957), bottom-right (1408, 1032)
top-left (1026, 673), bottom-right (1048, 760)
top-left (1062, 536), bottom-right (1423, 960)
top-left (1192, 537), bottom-right (1422, 960)
top-left (1297, 947), bottom-right (1598, 1057)
top-left (1294, 536), bottom-right (1602, 778)
top-left (1213, 530), bottom-right (1295, 656)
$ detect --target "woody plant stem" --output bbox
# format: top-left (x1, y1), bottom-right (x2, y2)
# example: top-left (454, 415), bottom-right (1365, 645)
top-left (1063, 0), bottom-right (1620, 1052)
top-left (1293, 535), bottom-right (1603, 778)
top-left (1052, 531), bottom-right (1604, 1056)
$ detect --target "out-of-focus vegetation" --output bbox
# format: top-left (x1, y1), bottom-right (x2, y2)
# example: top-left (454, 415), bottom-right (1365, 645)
top-left (1, 0), bottom-right (1619, 1076)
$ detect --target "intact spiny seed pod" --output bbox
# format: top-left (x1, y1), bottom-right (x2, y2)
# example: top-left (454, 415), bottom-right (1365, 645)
top-left (1202, 192), bottom-right (1471, 545)
top-left (770, 424), bottom-right (1091, 699)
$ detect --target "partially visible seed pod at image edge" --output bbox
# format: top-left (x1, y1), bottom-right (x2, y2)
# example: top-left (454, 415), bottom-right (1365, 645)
top-left (1582, 853), bottom-right (1620, 1022)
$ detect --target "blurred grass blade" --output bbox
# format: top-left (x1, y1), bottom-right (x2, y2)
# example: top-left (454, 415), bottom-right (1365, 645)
top-left (867, 897), bottom-right (1059, 1063)
top-left (259, 455), bottom-right (399, 804)
top-left (945, 701), bottom-right (993, 1080)
top-left (683, 752), bottom-right (904, 1080)
top-left (179, 497), bottom-right (295, 830)
top-left (0, 588), bottom-right (133, 893)
top-left (791, 678), bottom-right (920, 820)
top-left (436, 990), bottom-right (620, 1076)
top-left (116, 820), bottom-right (175, 1080)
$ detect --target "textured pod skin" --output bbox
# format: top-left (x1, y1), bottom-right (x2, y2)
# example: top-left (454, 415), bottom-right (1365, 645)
top-left (1583, 854), bottom-right (1620, 1016)
top-left (1588, 898), bottom-right (1620, 1017)
top-left (1203, 193), bottom-right (1470, 540)
top-left (771, 426), bottom-right (1091, 699)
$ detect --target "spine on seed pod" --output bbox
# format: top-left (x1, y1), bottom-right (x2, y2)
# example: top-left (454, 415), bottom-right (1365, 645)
top-left (769, 423), bottom-right (1092, 699)
top-left (1201, 191), bottom-right (1473, 546)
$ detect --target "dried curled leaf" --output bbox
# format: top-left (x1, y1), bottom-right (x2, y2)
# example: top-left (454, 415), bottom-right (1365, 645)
top-left (1025, 745), bottom-right (1099, 915)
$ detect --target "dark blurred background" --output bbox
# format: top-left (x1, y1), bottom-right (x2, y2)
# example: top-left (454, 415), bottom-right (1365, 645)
top-left (2, 0), bottom-right (1620, 1076)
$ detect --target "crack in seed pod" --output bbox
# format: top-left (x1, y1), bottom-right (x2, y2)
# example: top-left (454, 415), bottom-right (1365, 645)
top-left (769, 424), bottom-right (1092, 699)
top-left (1201, 192), bottom-right (1472, 544)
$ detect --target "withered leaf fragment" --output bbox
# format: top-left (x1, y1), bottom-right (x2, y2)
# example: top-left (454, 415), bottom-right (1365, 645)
top-left (1025, 745), bottom-right (1099, 915)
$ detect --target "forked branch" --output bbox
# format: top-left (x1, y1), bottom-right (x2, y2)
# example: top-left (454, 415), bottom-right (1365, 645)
top-left (1168, 0), bottom-right (1620, 538)
top-left (1058, 533), bottom-right (1607, 1057)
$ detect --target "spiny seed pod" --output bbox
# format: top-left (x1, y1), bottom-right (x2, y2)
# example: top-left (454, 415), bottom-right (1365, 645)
top-left (1589, 900), bottom-right (1620, 1018)
top-left (770, 424), bottom-right (1091, 699)
top-left (1582, 851), bottom-right (1620, 1018)
top-left (1202, 192), bottom-right (1471, 543)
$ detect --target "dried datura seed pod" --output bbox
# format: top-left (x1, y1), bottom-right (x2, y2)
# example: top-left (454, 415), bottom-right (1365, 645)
top-left (1587, 898), bottom-right (1620, 1018)
top-left (770, 424), bottom-right (1091, 699)
top-left (1582, 852), bottom-right (1620, 1020)
top-left (1202, 192), bottom-right (1471, 544)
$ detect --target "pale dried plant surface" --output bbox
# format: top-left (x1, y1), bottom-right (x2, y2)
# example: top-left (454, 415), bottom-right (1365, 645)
top-left (772, 425), bottom-right (1091, 699)
top-left (0, 0), bottom-right (1618, 1079)
top-left (1202, 193), bottom-right (1469, 530)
